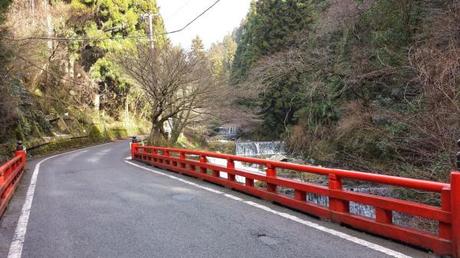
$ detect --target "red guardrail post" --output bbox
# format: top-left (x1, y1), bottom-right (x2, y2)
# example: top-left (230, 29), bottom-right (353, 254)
top-left (164, 150), bottom-right (170, 165)
top-left (146, 147), bottom-right (152, 162)
top-left (159, 150), bottom-right (164, 164)
top-left (439, 186), bottom-right (451, 241)
top-left (130, 137), bottom-right (138, 160)
top-left (172, 151), bottom-right (178, 167)
top-left (329, 174), bottom-right (349, 219)
top-left (152, 148), bottom-right (158, 163)
top-left (179, 151), bottom-right (186, 168)
top-left (227, 159), bottom-right (235, 181)
top-left (245, 177), bottom-right (254, 187)
top-left (294, 189), bottom-right (306, 201)
top-left (376, 207), bottom-right (392, 224)
top-left (199, 155), bottom-right (207, 174)
top-left (266, 164), bottom-right (277, 193)
top-left (451, 172), bottom-right (460, 258)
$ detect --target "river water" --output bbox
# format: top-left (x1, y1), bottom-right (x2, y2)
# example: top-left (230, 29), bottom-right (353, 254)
top-left (209, 141), bottom-right (438, 234)
top-left (235, 141), bottom-right (285, 157)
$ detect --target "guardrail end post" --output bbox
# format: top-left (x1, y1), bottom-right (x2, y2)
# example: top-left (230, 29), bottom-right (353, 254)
top-left (130, 138), bottom-right (139, 160)
top-left (451, 171), bottom-right (460, 258)
top-left (16, 140), bottom-right (23, 150)
top-left (439, 187), bottom-right (452, 240)
top-left (15, 141), bottom-right (26, 163)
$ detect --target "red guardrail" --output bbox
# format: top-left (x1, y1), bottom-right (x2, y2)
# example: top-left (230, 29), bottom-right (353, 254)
top-left (0, 145), bottom-right (27, 217)
top-left (131, 143), bottom-right (460, 257)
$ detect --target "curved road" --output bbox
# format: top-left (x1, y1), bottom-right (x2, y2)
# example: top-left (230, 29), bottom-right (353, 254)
top-left (0, 141), bottom-right (433, 258)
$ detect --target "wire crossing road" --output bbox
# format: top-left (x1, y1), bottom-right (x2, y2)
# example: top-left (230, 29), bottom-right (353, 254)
top-left (0, 141), bottom-right (433, 258)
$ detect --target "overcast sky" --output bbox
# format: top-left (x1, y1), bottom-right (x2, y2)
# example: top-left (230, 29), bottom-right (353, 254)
top-left (157, 0), bottom-right (252, 49)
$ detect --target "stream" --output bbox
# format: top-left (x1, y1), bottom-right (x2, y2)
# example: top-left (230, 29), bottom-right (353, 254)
top-left (209, 140), bottom-right (438, 235)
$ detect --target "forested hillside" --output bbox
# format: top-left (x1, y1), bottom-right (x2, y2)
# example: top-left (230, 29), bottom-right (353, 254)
top-left (0, 0), bottom-right (166, 158)
top-left (231, 0), bottom-right (459, 181)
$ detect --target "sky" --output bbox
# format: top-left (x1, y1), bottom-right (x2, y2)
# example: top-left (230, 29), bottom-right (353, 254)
top-left (157, 0), bottom-right (252, 50)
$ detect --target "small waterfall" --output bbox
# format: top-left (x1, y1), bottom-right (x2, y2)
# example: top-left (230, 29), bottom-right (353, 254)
top-left (236, 141), bottom-right (285, 157)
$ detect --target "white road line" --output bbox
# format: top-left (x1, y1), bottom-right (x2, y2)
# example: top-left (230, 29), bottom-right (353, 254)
top-left (8, 143), bottom-right (112, 258)
top-left (125, 160), bottom-right (412, 258)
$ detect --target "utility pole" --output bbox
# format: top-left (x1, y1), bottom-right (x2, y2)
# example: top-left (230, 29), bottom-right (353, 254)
top-left (30, 0), bottom-right (35, 21)
top-left (148, 12), bottom-right (154, 50)
top-left (44, 0), bottom-right (53, 51)
top-left (142, 12), bottom-right (154, 50)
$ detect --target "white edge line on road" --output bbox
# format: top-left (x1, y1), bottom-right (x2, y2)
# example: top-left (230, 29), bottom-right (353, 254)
top-left (125, 160), bottom-right (412, 258)
top-left (7, 143), bottom-right (112, 258)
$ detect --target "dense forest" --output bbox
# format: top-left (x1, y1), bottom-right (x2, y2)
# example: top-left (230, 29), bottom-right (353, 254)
top-left (227, 0), bottom-right (459, 181)
top-left (0, 0), bottom-right (459, 182)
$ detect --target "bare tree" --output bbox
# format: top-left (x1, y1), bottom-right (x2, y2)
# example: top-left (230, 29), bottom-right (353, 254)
top-left (114, 43), bottom-right (216, 144)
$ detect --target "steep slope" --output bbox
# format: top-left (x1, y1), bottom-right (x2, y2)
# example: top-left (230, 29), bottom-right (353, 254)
top-left (231, 0), bottom-right (459, 181)
top-left (0, 0), bottom-right (166, 160)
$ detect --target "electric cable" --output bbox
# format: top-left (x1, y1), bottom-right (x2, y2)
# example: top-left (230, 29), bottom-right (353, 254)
top-left (4, 0), bottom-right (222, 42)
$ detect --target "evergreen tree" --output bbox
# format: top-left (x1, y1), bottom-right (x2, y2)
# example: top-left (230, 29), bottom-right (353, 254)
top-left (231, 0), bottom-right (315, 84)
top-left (208, 34), bottom-right (236, 79)
top-left (229, 0), bottom-right (317, 138)
top-left (191, 35), bottom-right (206, 60)
top-left (68, 0), bottom-right (166, 117)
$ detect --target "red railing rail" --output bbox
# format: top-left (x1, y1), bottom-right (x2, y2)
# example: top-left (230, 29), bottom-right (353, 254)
top-left (0, 143), bottom-right (27, 217)
top-left (131, 143), bottom-right (460, 257)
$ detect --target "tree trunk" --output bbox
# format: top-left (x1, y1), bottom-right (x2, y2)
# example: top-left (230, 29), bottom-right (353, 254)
top-left (170, 127), bottom-right (181, 144)
top-left (149, 120), bottom-right (168, 145)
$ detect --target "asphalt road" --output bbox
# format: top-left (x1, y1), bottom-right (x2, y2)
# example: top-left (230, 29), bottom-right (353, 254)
top-left (0, 140), bottom-right (434, 258)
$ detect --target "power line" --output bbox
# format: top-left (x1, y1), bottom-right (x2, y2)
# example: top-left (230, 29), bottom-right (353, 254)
top-left (3, 0), bottom-right (222, 42)
top-left (166, 0), bottom-right (220, 34)
top-left (6, 0), bottom-right (223, 90)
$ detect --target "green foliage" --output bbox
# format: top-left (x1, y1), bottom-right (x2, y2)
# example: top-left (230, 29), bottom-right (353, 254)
top-left (231, 0), bottom-right (316, 83)
top-left (258, 75), bottom-right (305, 137)
top-left (88, 124), bottom-right (103, 139)
top-left (70, 0), bottom-right (166, 51)
top-left (0, 0), bottom-right (11, 23)
top-left (234, 0), bottom-right (424, 139)
top-left (0, 0), bottom-right (157, 161)
top-left (208, 34), bottom-right (237, 79)
top-left (207, 141), bottom-right (235, 154)
top-left (107, 128), bottom-right (128, 139)
top-left (0, 0), bottom-right (14, 143)
top-left (191, 36), bottom-right (205, 59)
top-left (68, 0), bottom-right (166, 117)
top-left (231, 0), bottom-right (459, 181)
top-left (230, 0), bottom-right (320, 138)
